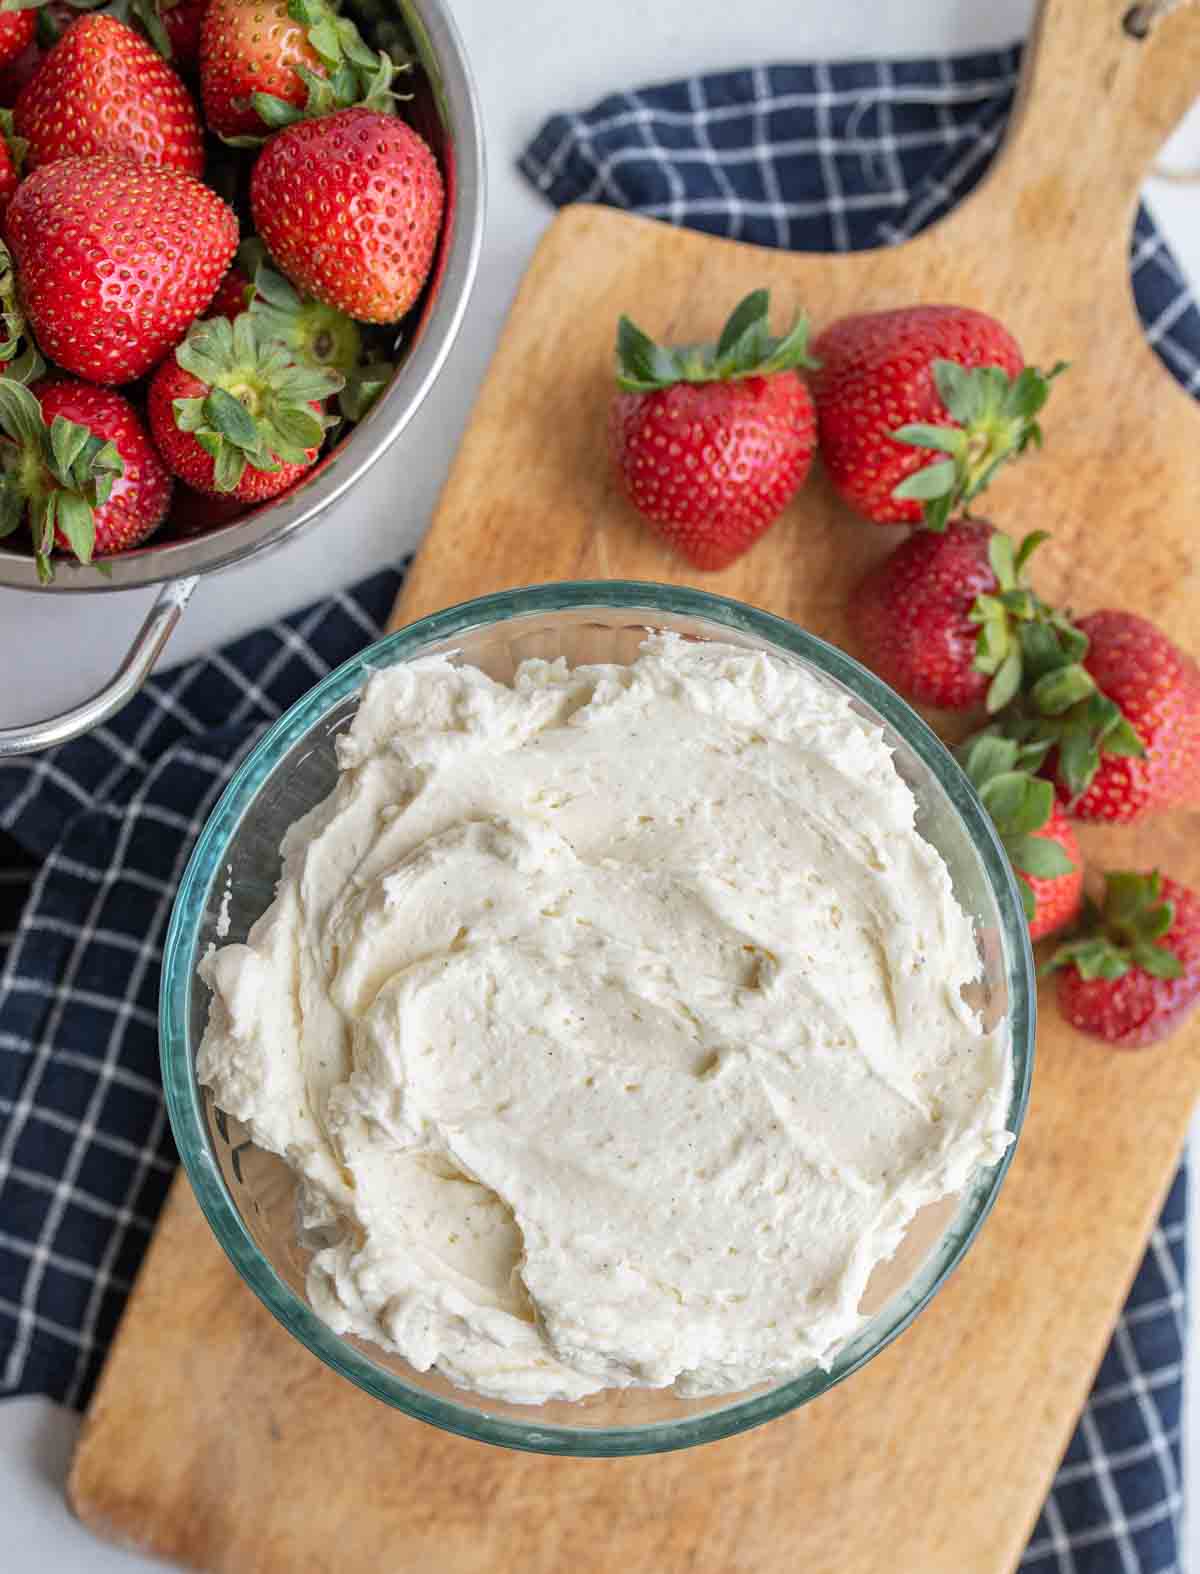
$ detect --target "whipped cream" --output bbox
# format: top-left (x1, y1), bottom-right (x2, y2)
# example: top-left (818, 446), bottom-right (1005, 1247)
top-left (197, 636), bottom-right (1012, 1404)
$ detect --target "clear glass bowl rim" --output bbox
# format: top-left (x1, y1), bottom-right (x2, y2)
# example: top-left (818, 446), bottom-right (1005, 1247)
top-left (159, 578), bottom-right (1035, 1457)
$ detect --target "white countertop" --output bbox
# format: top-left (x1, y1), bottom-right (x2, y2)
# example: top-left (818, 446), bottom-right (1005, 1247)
top-left (5, 0), bottom-right (1200, 1567)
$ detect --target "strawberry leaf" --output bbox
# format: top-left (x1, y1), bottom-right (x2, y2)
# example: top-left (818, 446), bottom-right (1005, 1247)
top-left (932, 359), bottom-right (974, 423)
top-left (715, 290), bottom-right (769, 363)
top-left (31, 493), bottom-right (54, 561)
top-left (53, 492), bottom-right (96, 565)
top-left (1014, 529), bottom-right (1052, 574)
top-left (986, 646), bottom-right (1022, 712)
top-left (305, 15), bottom-right (341, 61)
top-left (978, 770), bottom-right (1030, 827)
top-left (254, 427), bottom-right (308, 466)
top-left (1104, 717), bottom-right (1145, 757)
top-left (960, 733), bottom-right (1018, 787)
top-left (124, 0), bottom-right (174, 59)
top-left (972, 611), bottom-right (1011, 677)
top-left (1059, 734), bottom-right (1098, 798)
top-left (1049, 869), bottom-right (1184, 981)
top-left (1105, 871), bottom-right (1152, 925)
top-left (1046, 938), bottom-right (1129, 980)
top-left (251, 263), bottom-right (302, 314)
top-left (1029, 662), bottom-right (1095, 715)
top-left (1006, 833), bottom-right (1074, 880)
top-left (0, 484), bottom-right (22, 540)
top-left (251, 93), bottom-right (306, 130)
top-left (339, 361), bottom-right (393, 422)
top-left (758, 312), bottom-right (818, 375)
top-left (997, 588), bottom-right (1038, 619)
top-left (271, 404), bottom-right (324, 448)
top-left (615, 315), bottom-right (680, 393)
top-left (923, 493), bottom-right (954, 533)
top-left (274, 364), bottom-right (344, 401)
top-left (891, 423), bottom-right (964, 454)
top-left (987, 530), bottom-right (1017, 589)
top-left (1132, 943), bottom-right (1184, 980)
top-left (339, 23), bottom-right (382, 72)
top-left (49, 415), bottom-right (90, 478)
top-left (176, 343), bottom-right (227, 387)
top-left (89, 440), bottom-right (122, 507)
top-left (0, 378), bottom-right (47, 449)
top-left (173, 397), bottom-right (208, 434)
top-left (891, 459), bottom-right (956, 502)
top-left (1005, 774), bottom-right (1056, 836)
top-left (205, 387), bottom-right (260, 451)
top-left (1017, 621), bottom-right (1065, 681)
top-left (212, 443), bottom-right (247, 493)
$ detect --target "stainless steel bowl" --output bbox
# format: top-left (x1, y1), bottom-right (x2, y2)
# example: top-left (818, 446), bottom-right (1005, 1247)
top-left (0, 0), bottom-right (485, 756)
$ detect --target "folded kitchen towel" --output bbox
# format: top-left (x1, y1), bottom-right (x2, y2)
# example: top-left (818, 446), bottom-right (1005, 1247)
top-left (0, 41), bottom-right (1189, 1574)
top-left (521, 43), bottom-right (1195, 1574)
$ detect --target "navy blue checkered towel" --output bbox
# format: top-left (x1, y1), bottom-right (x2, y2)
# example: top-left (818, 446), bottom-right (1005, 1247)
top-left (0, 41), bottom-right (1188, 1574)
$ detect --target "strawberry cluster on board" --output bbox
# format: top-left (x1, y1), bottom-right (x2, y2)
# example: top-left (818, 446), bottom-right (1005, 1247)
top-left (0, 0), bottom-right (444, 580)
top-left (609, 291), bottom-right (1200, 1049)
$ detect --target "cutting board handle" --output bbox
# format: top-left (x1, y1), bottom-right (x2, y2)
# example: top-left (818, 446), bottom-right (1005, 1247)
top-left (943, 0), bottom-right (1200, 271)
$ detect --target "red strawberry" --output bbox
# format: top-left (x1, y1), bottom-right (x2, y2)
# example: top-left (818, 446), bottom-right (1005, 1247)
top-left (0, 39), bottom-right (42, 110)
top-left (157, 0), bottom-right (206, 67)
top-left (0, 12), bottom-right (34, 74)
top-left (204, 264), bottom-right (255, 321)
top-left (200, 0), bottom-right (320, 138)
top-left (164, 482), bottom-right (248, 537)
top-left (0, 1), bottom-right (79, 106)
top-left (1049, 872), bottom-right (1200, 1047)
top-left (250, 108), bottom-right (443, 323)
top-left (1014, 610), bottom-right (1200, 823)
top-left (14, 15), bottom-right (203, 175)
top-left (811, 305), bottom-right (1063, 530)
top-left (200, 0), bottom-right (396, 141)
top-left (0, 375), bottom-right (172, 579)
top-left (0, 108), bottom-right (24, 226)
top-left (608, 289), bottom-right (817, 572)
top-left (7, 155), bottom-right (238, 384)
top-left (850, 522), bottom-right (1077, 712)
top-left (147, 313), bottom-right (340, 502)
top-left (1021, 803), bottom-right (1083, 942)
top-left (959, 733), bottom-right (1082, 941)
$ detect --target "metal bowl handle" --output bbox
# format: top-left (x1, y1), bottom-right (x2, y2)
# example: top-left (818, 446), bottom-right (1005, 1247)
top-left (0, 576), bottom-right (198, 757)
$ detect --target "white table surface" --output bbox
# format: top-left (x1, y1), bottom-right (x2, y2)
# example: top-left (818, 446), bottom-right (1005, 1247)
top-left (5, 0), bottom-right (1200, 1567)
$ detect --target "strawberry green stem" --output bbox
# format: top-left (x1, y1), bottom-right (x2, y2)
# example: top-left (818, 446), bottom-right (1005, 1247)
top-left (615, 289), bottom-right (818, 394)
top-left (221, 0), bottom-right (409, 144)
top-left (0, 380), bottom-right (123, 582)
top-left (891, 358), bottom-right (1068, 531)
top-left (990, 619), bottom-right (1145, 801)
top-left (0, 240), bottom-right (43, 387)
top-left (171, 314), bottom-right (343, 493)
top-left (1045, 870), bottom-right (1182, 981)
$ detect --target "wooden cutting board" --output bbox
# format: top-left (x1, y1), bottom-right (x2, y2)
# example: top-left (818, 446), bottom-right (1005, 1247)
top-left (69, 3), bottom-right (1200, 1570)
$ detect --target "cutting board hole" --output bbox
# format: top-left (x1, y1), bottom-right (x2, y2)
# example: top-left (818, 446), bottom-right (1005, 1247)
top-left (1123, 0), bottom-right (1192, 38)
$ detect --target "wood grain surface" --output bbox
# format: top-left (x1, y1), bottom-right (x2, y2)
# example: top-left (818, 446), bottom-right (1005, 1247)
top-left (69, 3), bottom-right (1200, 1570)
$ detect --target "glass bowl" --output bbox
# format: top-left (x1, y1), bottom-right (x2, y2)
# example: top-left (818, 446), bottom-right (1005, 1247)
top-left (160, 581), bottom-right (1035, 1456)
